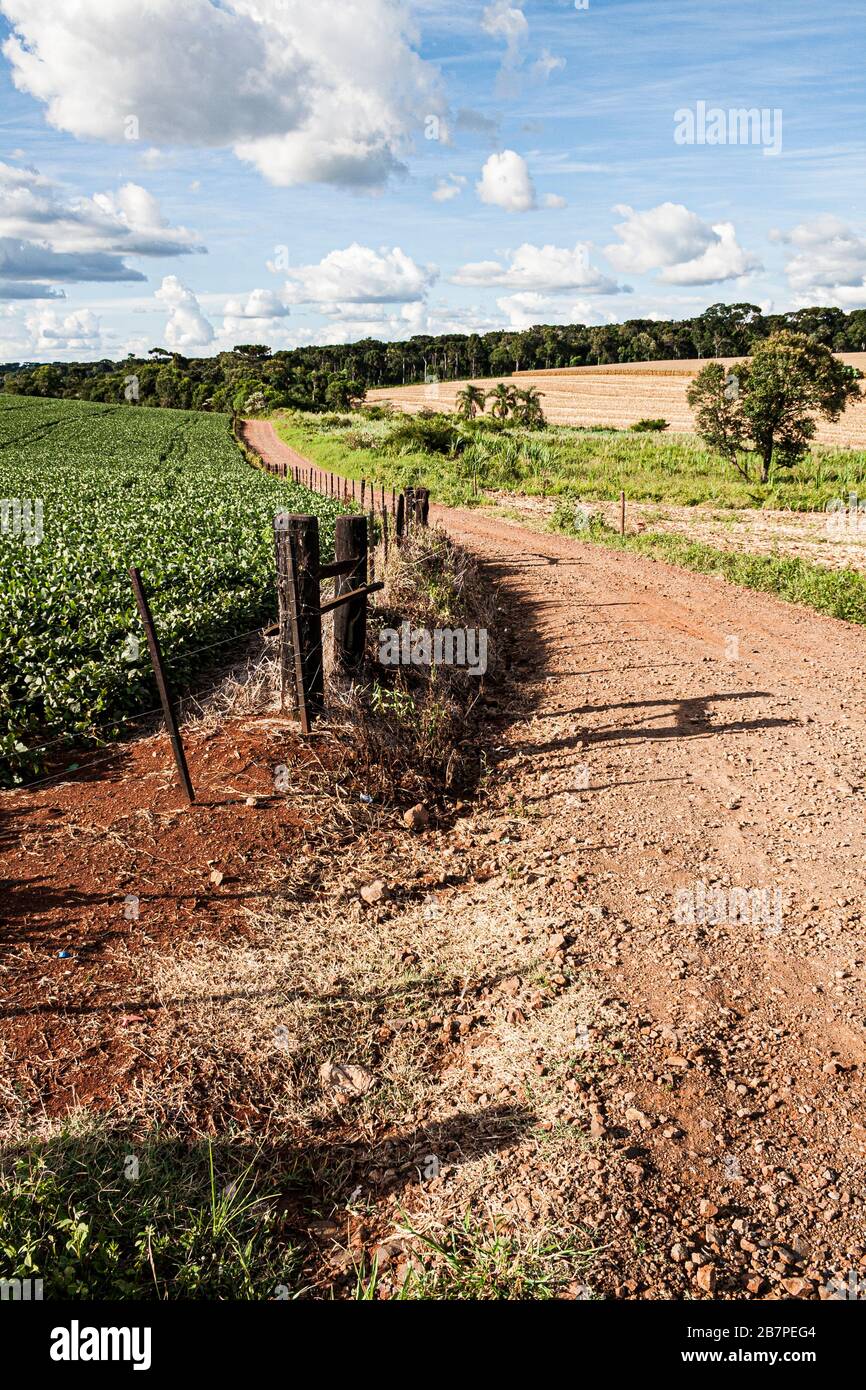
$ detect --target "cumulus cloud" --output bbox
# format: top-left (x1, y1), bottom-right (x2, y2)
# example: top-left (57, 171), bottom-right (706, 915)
top-left (452, 241), bottom-right (623, 294)
top-left (771, 215), bottom-right (866, 309)
top-left (155, 276), bottom-right (215, 348)
top-left (26, 306), bottom-right (103, 352)
top-left (0, 161), bottom-right (203, 302)
top-left (605, 202), bottom-right (759, 285)
top-left (283, 244), bottom-right (436, 305)
top-left (477, 150), bottom-right (537, 212)
top-left (0, 0), bottom-right (442, 190)
top-left (496, 291), bottom-right (612, 328)
top-left (223, 287), bottom-right (291, 320)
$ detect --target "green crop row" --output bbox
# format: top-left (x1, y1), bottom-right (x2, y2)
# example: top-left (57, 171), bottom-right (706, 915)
top-left (0, 398), bottom-right (342, 782)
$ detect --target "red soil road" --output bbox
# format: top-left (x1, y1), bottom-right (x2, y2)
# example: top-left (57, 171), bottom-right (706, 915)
top-left (246, 421), bottom-right (866, 1244)
top-left (3, 419), bottom-right (865, 1282)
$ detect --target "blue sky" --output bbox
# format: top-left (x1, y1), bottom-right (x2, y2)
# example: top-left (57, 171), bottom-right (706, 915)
top-left (0, 0), bottom-right (864, 361)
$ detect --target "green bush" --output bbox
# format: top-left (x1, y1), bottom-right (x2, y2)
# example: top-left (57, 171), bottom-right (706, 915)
top-left (385, 413), bottom-right (463, 457)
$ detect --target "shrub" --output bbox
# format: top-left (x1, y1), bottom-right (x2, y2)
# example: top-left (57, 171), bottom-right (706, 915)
top-left (385, 413), bottom-right (462, 456)
top-left (631, 418), bottom-right (669, 432)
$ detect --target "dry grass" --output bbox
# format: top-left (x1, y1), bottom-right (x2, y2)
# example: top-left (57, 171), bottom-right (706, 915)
top-left (367, 357), bottom-right (866, 448)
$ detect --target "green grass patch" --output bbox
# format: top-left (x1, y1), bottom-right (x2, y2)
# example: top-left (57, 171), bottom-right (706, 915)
top-left (0, 1127), bottom-right (304, 1300)
top-left (356, 1211), bottom-right (603, 1300)
top-left (273, 408), bottom-right (866, 512)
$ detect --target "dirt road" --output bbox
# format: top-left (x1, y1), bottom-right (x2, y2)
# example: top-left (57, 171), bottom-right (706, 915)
top-left (246, 420), bottom-right (866, 1295)
top-left (4, 421), bottom-right (865, 1297)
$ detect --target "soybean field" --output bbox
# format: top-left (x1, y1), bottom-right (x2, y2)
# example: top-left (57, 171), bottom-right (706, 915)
top-left (0, 397), bottom-right (339, 781)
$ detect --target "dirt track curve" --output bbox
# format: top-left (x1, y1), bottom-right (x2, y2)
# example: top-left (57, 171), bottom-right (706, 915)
top-left (244, 419), bottom-right (866, 1296)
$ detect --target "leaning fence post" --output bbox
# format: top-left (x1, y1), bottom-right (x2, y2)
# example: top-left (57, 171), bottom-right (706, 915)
top-left (332, 515), bottom-right (368, 673)
top-left (274, 515), bottom-right (311, 733)
top-left (128, 567), bottom-right (195, 804)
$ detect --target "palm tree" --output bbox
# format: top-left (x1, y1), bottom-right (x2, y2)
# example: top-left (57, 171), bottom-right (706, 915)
top-left (513, 386), bottom-right (546, 428)
top-left (487, 383), bottom-right (516, 420)
top-left (456, 384), bottom-right (486, 419)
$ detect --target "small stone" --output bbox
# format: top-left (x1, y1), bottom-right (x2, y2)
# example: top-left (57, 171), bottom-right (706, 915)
top-left (625, 1107), bottom-right (651, 1130)
top-left (319, 1061), bottom-right (374, 1096)
top-left (696, 1264), bottom-right (716, 1294)
top-left (782, 1278), bottom-right (812, 1298)
top-left (403, 804), bottom-right (430, 832)
top-left (360, 880), bottom-right (387, 905)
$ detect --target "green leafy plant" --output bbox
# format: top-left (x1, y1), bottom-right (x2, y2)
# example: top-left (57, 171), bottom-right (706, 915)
top-left (687, 331), bottom-right (863, 482)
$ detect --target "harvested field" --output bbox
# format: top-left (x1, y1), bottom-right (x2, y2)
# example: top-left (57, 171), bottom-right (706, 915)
top-left (367, 353), bottom-right (866, 449)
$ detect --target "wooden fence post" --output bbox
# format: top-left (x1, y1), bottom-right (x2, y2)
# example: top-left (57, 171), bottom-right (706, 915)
top-left (274, 513), bottom-right (323, 722)
top-left (274, 515), bottom-right (310, 732)
top-left (620, 489), bottom-right (626, 536)
top-left (128, 567), bottom-right (195, 805)
top-left (395, 491), bottom-right (405, 541)
top-left (404, 487), bottom-right (415, 536)
top-left (332, 515), bottom-right (368, 673)
top-left (367, 511), bottom-right (376, 583)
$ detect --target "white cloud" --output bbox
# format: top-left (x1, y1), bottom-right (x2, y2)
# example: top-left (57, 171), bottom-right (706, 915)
top-left (543, 193), bottom-right (567, 210)
top-left (532, 49), bottom-right (565, 80)
top-left (452, 241), bottom-right (623, 294)
top-left (771, 215), bottom-right (866, 309)
top-left (0, 161), bottom-right (203, 259)
top-left (223, 288), bottom-right (291, 320)
top-left (155, 275), bottom-right (215, 348)
top-left (496, 291), bottom-right (555, 328)
top-left (283, 244), bottom-right (436, 305)
top-left (26, 306), bottom-right (103, 352)
top-left (605, 202), bottom-right (759, 285)
top-left (476, 150), bottom-right (536, 212)
top-left (481, 1), bottom-right (528, 69)
top-left (496, 291), bottom-right (612, 328)
top-left (0, 0), bottom-right (442, 190)
top-left (433, 175), bottom-right (467, 203)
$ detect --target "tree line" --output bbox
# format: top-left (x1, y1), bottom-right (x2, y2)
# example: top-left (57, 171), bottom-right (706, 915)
top-left (2, 302), bottom-right (865, 413)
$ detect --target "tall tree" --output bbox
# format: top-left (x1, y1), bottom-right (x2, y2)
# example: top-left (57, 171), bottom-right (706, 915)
top-left (687, 331), bottom-right (863, 483)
